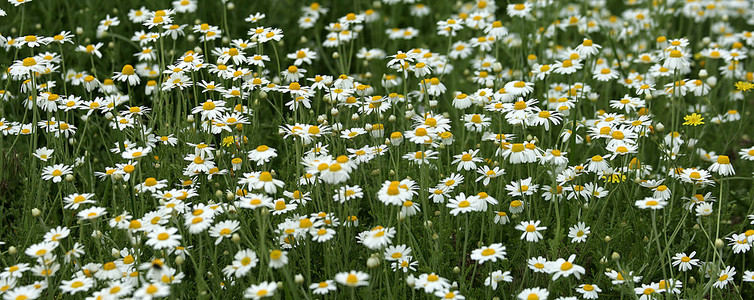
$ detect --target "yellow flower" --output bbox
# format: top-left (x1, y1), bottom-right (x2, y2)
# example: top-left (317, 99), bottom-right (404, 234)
top-left (602, 172), bottom-right (625, 183)
top-left (683, 113), bottom-right (704, 126)
top-left (221, 136), bottom-right (238, 147)
top-left (735, 81), bottom-right (753, 92)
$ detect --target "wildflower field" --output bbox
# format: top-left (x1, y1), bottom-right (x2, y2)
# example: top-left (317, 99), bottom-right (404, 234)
top-left (2, 0), bottom-right (754, 299)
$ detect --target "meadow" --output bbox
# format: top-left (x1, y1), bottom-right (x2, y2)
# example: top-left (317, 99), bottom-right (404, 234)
top-left (1, 0), bottom-right (754, 299)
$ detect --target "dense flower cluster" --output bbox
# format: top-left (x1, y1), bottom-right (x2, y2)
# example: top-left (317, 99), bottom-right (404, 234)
top-left (1, 0), bottom-right (754, 299)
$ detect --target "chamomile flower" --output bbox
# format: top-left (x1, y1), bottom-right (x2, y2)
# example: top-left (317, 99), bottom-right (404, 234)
top-left (335, 270), bottom-right (369, 287)
top-left (470, 243), bottom-right (507, 264)
top-left (310, 280), bottom-right (337, 295)
top-left (41, 164), bottom-right (72, 183)
top-left (546, 254), bottom-right (586, 280)
top-left (516, 220), bottom-right (546, 242)
top-left (567, 222), bottom-right (590, 243)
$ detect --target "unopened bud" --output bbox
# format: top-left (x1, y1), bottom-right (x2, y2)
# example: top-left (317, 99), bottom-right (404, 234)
top-left (655, 122), bottom-right (665, 132)
top-left (294, 274), bottom-right (304, 284)
top-left (492, 62), bottom-right (503, 72)
top-left (604, 236), bottom-right (611, 242)
top-left (31, 208), bottom-right (41, 217)
top-left (175, 256), bottom-right (185, 265)
top-left (611, 252), bottom-right (620, 261)
top-left (715, 238), bottom-right (724, 248)
top-left (232, 233), bottom-right (241, 243)
top-left (367, 256), bottom-right (380, 268)
top-left (406, 275), bottom-right (416, 287)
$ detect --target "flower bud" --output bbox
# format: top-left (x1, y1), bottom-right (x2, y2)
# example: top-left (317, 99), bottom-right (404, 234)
top-left (611, 252), bottom-right (620, 261)
top-left (367, 256), bottom-right (380, 268)
top-left (492, 62), bottom-right (503, 73)
top-left (175, 256), bottom-right (184, 265)
top-left (31, 208), bottom-right (41, 217)
top-left (707, 76), bottom-right (717, 87)
top-left (655, 122), bottom-right (664, 132)
top-left (406, 274), bottom-right (416, 287)
top-left (8, 246), bottom-right (17, 255)
top-left (294, 274), bottom-right (304, 284)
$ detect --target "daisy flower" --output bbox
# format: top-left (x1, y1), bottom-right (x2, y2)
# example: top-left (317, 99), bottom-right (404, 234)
top-left (268, 250), bottom-right (289, 269)
top-left (415, 273), bottom-right (450, 293)
top-left (484, 270), bottom-right (512, 290)
top-left (708, 155), bottom-right (735, 176)
top-left (546, 254), bottom-right (586, 280)
top-left (517, 287), bottom-right (549, 300)
top-left (470, 243), bottom-right (507, 264)
top-left (77, 206), bottom-right (107, 220)
top-left (248, 145), bottom-right (278, 165)
top-left (357, 226), bottom-right (396, 249)
top-left (310, 280), bottom-right (337, 295)
top-left (209, 220), bottom-right (241, 245)
top-left (452, 149), bottom-right (482, 171)
top-left (635, 197), bottom-right (667, 210)
top-left (516, 220), bottom-right (546, 242)
top-left (567, 222), bottom-right (590, 243)
top-left (146, 227), bottom-right (182, 250)
top-left (576, 283), bottom-right (601, 299)
top-left (244, 281), bottom-right (277, 299)
top-left (134, 283), bottom-right (170, 299)
top-left (334, 270), bottom-right (369, 287)
top-left (713, 266), bottom-right (736, 289)
top-left (41, 164), bottom-right (72, 183)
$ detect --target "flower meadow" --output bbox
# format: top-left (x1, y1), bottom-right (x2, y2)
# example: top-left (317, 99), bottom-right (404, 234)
top-left (2, 0), bottom-right (754, 299)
